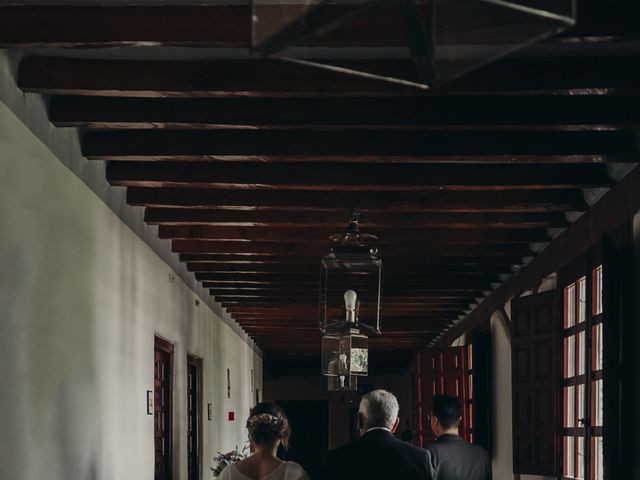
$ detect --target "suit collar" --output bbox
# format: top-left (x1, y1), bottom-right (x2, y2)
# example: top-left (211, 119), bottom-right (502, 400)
top-left (436, 433), bottom-right (463, 442)
top-left (362, 428), bottom-right (394, 440)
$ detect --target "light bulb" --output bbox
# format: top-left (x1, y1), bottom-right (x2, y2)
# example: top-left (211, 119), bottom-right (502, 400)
top-left (344, 289), bottom-right (357, 323)
top-left (344, 290), bottom-right (357, 311)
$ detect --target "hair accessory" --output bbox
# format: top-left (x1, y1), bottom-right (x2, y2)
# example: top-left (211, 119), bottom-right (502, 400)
top-left (247, 413), bottom-right (280, 428)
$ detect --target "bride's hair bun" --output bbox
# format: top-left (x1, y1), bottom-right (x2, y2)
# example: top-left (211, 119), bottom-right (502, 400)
top-left (246, 402), bottom-right (291, 448)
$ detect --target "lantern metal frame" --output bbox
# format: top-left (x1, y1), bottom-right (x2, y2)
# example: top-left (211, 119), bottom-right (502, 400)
top-left (318, 214), bottom-right (383, 336)
top-left (319, 213), bottom-right (383, 389)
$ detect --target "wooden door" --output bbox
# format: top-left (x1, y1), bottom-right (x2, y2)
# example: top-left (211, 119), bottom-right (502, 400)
top-left (154, 336), bottom-right (174, 480)
top-left (415, 346), bottom-right (470, 446)
top-left (511, 290), bottom-right (559, 476)
top-left (187, 355), bottom-right (202, 480)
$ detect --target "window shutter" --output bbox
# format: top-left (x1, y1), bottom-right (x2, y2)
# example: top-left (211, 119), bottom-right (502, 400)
top-left (511, 290), bottom-right (560, 476)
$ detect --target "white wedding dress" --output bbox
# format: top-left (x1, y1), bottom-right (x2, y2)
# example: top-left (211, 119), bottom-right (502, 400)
top-left (218, 461), bottom-right (310, 480)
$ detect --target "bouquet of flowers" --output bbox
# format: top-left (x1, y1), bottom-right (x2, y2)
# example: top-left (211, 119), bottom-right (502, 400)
top-left (211, 445), bottom-right (249, 478)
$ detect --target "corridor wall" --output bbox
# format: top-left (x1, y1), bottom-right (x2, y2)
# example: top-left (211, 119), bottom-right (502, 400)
top-left (0, 101), bottom-right (262, 480)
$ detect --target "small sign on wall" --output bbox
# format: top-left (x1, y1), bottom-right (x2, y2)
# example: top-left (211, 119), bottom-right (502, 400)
top-left (146, 390), bottom-right (153, 415)
top-left (228, 411), bottom-right (235, 422)
top-left (208, 403), bottom-right (213, 421)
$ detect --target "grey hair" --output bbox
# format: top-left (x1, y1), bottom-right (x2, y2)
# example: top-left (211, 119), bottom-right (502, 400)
top-left (358, 389), bottom-right (399, 430)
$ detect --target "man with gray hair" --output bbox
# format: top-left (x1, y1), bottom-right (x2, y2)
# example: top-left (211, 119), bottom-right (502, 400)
top-left (325, 389), bottom-right (429, 480)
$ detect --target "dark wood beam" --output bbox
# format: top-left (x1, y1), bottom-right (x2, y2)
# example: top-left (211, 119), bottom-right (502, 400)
top-left (90, 130), bottom-right (638, 161)
top-left (180, 253), bottom-right (526, 265)
top-left (19, 56), bottom-right (640, 98)
top-left (175, 240), bottom-right (533, 256)
top-left (147, 209), bottom-right (569, 229)
top-left (187, 263), bottom-right (512, 275)
top-left (222, 301), bottom-right (472, 309)
top-left (229, 310), bottom-right (468, 316)
top-left (107, 161), bottom-right (615, 190)
top-left (50, 95), bottom-right (640, 130)
top-left (441, 55), bottom-right (640, 94)
top-left (211, 287), bottom-right (484, 295)
top-left (213, 292), bottom-right (481, 300)
top-left (438, 165), bottom-right (640, 345)
top-left (1, 3), bottom-right (637, 48)
top-left (128, 188), bottom-right (588, 212)
top-left (197, 271), bottom-right (499, 282)
top-left (18, 57), bottom-right (413, 98)
top-left (0, 6), bottom-right (248, 48)
top-left (203, 277), bottom-right (498, 289)
top-left (160, 226), bottom-right (548, 243)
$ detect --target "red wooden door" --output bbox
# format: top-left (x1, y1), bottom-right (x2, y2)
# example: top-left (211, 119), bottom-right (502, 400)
top-left (154, 337), bottom-right (174, 480)
top-left (415, 346), bottom-right (470, 447)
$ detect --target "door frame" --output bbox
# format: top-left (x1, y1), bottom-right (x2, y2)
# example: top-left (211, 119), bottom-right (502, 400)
top-left (154, 335), bottom-right (175, 480)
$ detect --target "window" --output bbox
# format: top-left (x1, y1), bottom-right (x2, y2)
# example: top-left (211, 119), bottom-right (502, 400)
top-left (562, 265), bottom-right (603, 480)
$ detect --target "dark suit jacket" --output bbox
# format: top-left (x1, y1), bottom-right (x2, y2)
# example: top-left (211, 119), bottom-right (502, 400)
top-left (326, 429), bottom-right (429, 480)
top-left (425, 434), bottom-right (492, 480)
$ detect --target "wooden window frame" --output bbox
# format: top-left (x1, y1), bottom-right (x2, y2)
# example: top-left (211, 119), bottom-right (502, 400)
top-left (559, 248), bottom-right (602, 480)
top-left (558, 222), bottom-right (633, 480)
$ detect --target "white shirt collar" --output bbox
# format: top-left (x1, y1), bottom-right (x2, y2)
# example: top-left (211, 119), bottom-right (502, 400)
top-left (366, 426), bottom-right (391, 433)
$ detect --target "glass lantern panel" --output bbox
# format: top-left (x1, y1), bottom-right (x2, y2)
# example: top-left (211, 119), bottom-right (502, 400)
top-left (328, 374), bottom-right (358, 391)
top-left (321, 335), bottom-right (341, 376)
top-left (252, 0), bottom-right (575, 90)
top-left (350, 334), bottom-right (369, 375)
top-left (320, 253), bottom-right (382, 333)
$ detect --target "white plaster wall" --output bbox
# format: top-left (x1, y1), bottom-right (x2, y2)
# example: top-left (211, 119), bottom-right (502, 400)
top-left (0, 101), bottom-right (262, 480)
top-left (489, 312), bottom-right (514, 480)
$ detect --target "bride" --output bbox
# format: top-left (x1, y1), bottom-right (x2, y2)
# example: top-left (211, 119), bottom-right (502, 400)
top-left (218, 402), bottom-right (310, 480)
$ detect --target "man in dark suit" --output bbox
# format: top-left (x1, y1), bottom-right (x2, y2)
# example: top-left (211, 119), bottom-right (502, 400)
top-left (425, 394), bottom-right (492, 480)
top-left (326, 389), bottom-right (429, 480)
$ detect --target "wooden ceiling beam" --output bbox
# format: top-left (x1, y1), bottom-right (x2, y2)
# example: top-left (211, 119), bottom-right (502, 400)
top-left (90, 130), bottom-right (638, 161)
top-left (197, 271), bottom-right (499, 282)
top-left (188, 263), bottom-right (513, 275)
top-left (160, 226), bottom-right (548, 244)
top-left (1, 3), bottom-right (636, 48)
top-left (203, 278), bottom-right (498, 289)
top-left (181, 253), bottom-right (526, 265)
top-left (230, 310), bottom-right (465, 319)
top-left (148, 209), bottom-right (569, 229)
top-left (50, 94), bottom-right (640, 130)
top-left (214, 294), bottom-right (479, 301)
top-left (107, 161), bottom-right (615, 190)
top-left (222, 301), bottom-right (471, 309)
top-left (18, 57), bottom-right (413, 98)
top-left (176, 240), bottom-right (534, 256)
top-left (19, 56), bottom-right (640, 97)
top-left (129, 188), bottom-right (588, 212)
top-left (0, 6), bottom-right (248, 48)
top-left (211, 288), bottom-right (484, 296)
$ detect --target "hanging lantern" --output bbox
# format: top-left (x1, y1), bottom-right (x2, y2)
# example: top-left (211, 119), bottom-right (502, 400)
top-left (251, 0), bottom-right (576, 90)
top-left (320, 212), bottom-right (382, 390)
